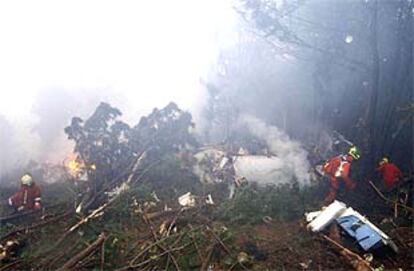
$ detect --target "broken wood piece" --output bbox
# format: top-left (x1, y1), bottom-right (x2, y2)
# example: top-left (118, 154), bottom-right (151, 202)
top-left (207, 226), bottom-right (231, 255)
top-left (100, 236), bottom-right (106, 271)
top-left (128, 226), bottom-right (201, 267)
top-left (57, 232), bottom-right (106, 271)
top-left (142, 213), bottom-right (181, 271)
top-left (369, 181), bottom-right (414, 213)
top-left (68, 154), bottom-right (150, 233)
top-left (129, 243), bottom-right (190, 269)
top-left (200, 244), bottom-right (216, 271)
top-left (166, 209), bottom-right (184, 236)
top-left (145, 209), bottom-right (177, 220)
top-left (69, 201), bottom-right (112, 232)
top-left (188, 228), bottom-right (203, 265)
top-left (322, 234), bottom-right (374, 271)
top-left (0, 211), bottom-right (72, 243)
top-left (0, 260), bottom-right (23, 271)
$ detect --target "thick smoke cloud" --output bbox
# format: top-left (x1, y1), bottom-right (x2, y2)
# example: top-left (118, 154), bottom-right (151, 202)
top-left (0, 86), bottom-right (208, 180)
top-left (0, 0), bottom-right (239, 179)
top-left (239, 114), bottom-right (311, 185)
top-left (0, 88), bottom-right (132, 178)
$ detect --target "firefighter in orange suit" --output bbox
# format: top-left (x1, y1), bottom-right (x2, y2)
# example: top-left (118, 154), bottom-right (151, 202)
top-left (8, 173), bottom-right (42, 212)
top-left (322, 146), bottom-right (360, 205)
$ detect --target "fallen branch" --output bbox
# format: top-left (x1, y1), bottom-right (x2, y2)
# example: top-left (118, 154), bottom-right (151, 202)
top-left (322, 234), bottom-right (374, 271)
top-left (200, 244), bottom-right (215, 271)
top-left (188, 226), bottom-right (203, 265)
top-left (0, 260), bottom-right (23, 271)
top-left (145, 209), bottom-right (177, 220)
top-left (368, 181), bottom-right (414, 212)
top-left (143, 214), bottom-right (181, 271)
top-left (57, 232), bottom-right (106, 271)
top-left (65, 152), bottom-right (149, 235)
top-left (82, 151), bottom-right (148, 213)
top-left (0, 209), bottom-right (42, 224)
top-left (42, 238), bottom-right (83, 270)
top-left (129, 243), bottom-right (190, 269)
top-left (207, 226), bottom-right (231, 255)
top-left (0, 203), bottom-right (64, 224)
top-left (0, 211), bottom-right (72, 242)
top-left (100, 234), bottom-right (106, 271)
top-left (127, 226), bottom-right (202, 268)
top-left (166, 208), bottom-right (184, 236)
top-left (69, 200), bottom-right (112, 232)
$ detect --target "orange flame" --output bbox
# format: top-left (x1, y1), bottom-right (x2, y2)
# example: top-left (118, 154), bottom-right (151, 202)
top-left (64, 154), bottom-right (96, 177)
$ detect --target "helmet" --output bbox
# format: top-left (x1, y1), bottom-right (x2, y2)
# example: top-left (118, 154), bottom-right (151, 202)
top-left (21, 174), bottom-right (33, 186)
top-left (379, 157), bottom-right (389, 166)
top-left (348, 146), bottom-right (361, 160)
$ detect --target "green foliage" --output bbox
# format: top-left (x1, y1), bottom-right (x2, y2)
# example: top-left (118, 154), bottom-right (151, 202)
top-left (41, 181), bottom-right (77, 206)
top-left (64, 102), bottom-right (199, 196)
top-left (144, 154), bottom-right (202, 200)
top-left (216, 183), bottom-right (318, 225)
top-left (64, 102), bottom-right (130, 167)
top-left (130, 102), bottom-right (198, 157)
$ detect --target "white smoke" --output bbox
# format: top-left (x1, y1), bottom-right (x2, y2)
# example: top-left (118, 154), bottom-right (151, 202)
top-left (240, 114), bottom-right (311, 186)
top-left (0, 115), bottom-right (20, 177)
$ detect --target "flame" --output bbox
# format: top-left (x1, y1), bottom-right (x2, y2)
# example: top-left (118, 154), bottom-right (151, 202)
top-left (64, 153), bottom-right (84, 176)
top-left (65, 159), bottom-right (83, 177)
top-left (64, 154), bottom-right (96, 177)
top-left (68, 160), bottom-right (81, 173)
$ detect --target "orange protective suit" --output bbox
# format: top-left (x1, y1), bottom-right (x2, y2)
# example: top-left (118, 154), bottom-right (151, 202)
top-left (8, 182), bottom-right (42, 211)
top-left (322, 154), bottom-right (356, 205)
top-left (376, 162), bottom-right (403, 190)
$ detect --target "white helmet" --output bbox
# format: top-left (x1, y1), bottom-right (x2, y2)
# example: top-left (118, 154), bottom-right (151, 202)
top-left (21, 174), bottom-right (33, 185)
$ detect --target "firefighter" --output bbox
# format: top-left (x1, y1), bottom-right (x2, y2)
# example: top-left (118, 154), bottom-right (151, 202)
top-left (8, 173), bottom-right (42, 212)
top-left (376, 157), bottom-right (403, 191)
top-left (322, 146), bottom-right (360, 205)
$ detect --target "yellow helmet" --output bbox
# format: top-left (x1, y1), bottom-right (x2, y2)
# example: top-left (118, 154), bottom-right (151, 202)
top-left (21, 174), bottom-right (33, 186)
top-left (348, 146), bottom-right (361, 160)
top-left (379, 157), bottom-right (389, 166)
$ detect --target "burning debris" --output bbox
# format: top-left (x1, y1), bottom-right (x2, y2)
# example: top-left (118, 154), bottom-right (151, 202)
top-left (64, 156), bottom-right (95, 181)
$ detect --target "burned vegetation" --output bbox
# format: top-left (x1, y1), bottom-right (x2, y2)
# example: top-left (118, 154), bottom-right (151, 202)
top-left (0, 101), bottom-right (412, 271)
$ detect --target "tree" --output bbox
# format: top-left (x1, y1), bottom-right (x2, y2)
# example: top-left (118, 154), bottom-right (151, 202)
top-left (64, 101), bottom-right (199, 209)
top-left (230, 0), bottom-right (413, 169)
top-left (65, 102), bottom-right (132, 192)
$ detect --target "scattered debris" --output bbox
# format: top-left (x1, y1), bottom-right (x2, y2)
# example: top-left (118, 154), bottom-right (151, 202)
top-left (306, 200), bottom-right (347, 232)
top-left (262, 216), bottom-right (273, 224)
top-left (299, 259), bottom-right (312, 270)
top-left (306, 200), bottom-right (398, 253)
top-left (237, 251), bottom-right (251, 265)
top-left (205, 194), bottom-right (215, 205)
top-left (0, 239), bottom-right (21, 261)
top-left (178, 192), bottom-right (196, 207)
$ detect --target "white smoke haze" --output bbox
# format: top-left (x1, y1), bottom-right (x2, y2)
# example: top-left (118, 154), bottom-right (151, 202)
top-left (0, 115), bottom-right (20, 177)
top-left (239, 114), bottom-right (311, 186)
top-left (0, 0), bottom-right (239, 178)
top-left (0, 89), bottom-right (103, 176)
top-left (0, 85), bottom-right (211, 179)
